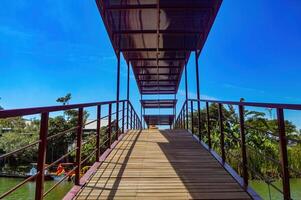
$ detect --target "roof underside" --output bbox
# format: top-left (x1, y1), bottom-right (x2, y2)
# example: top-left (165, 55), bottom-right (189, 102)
top-left (97, 0), bottom-right (222, 95)
top-left (141, 99), bottom-right (177, 108)
top-left (143, 114), bottom-right (174, 125)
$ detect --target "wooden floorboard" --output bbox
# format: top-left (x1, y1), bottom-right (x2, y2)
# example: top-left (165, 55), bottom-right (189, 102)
top-left (74, 129), bottom-right (251, 200)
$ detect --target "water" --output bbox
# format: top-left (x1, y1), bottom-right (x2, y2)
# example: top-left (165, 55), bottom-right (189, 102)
top-left (250, 178), bottom-right (301, 200)
top-left (0, 177), bottom-right (300, 199)
top-left (0, 178), bottom-right (72, 200)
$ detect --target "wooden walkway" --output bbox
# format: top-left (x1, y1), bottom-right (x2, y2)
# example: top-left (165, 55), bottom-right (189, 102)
top-left (74, 129), bottom-right (251, 200)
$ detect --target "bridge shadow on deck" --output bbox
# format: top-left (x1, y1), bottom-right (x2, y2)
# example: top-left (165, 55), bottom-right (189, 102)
top-left (74, 129), bottom-right (251, 199)
top-left (157, 129), bottom-right (251, 199)
top-left (75, 130), bottom-right (142, 199)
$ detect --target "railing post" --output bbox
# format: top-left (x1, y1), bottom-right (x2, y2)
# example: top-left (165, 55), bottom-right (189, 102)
top-left (186, 100), bottom-right (189, 130)
top-left (35, 112), bottom-right (49, 200)
top-left (96, 105), bottom-right (101, 162)
top-left (180, 111), bottom-right (182, 129)
top-left (122, 101), bottom-right (125, 134)
top-left (218, 103), bottom-right (225, 163)
top-left (239, 105), bottom-right (248, 188)
top-left (108, 104), bottom-right (112, 148)
top-left (116, 51), bottom-right (120, 139)
top-left (190, 101), bottom-right (194, 133)
top-left (182, 110), bottom-right (184, 129)
top-left (130, 105), bottom-right (133, 129)
top-left (75, 108), bottom-right (83, 186)
top-left (127, 101), bottom-right (129, 130)
top-left (206, 102), bottom-right (211, 149)
top-left (277, 108), bottom-right (291, 200)
top-left (115, 102), bottom-right (119, 141)
top-left (133, 107), bottom-right (135, 129)
top-left (183, 107), bottom-right (186, 129)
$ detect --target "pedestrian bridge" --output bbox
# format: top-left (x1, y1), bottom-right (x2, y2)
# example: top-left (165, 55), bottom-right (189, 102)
top-left (0, 0), bottom-right (298, 199)
top-left (72, 129), bottom-right (251, 200)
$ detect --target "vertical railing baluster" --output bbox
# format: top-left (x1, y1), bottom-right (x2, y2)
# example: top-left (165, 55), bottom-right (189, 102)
top-left (183, 107), bottom-right (186, 129)
top-left (218, 103), bottom-right (225, 162)
top-left (130, 105), bottom-right (133, 129)
top-left (182, 110), bottom-right (185, 129)
top-left (108, 104), bottom-right (112, 148)
top-left (180, 110), bottom-right (183, 129)
top-left (239, 105), bottom-right (248, 189)
top-left (35, 112), bottom-right (49, 200)
top-left (75, 108), bottom-right (83, 185)
top-left (133, 106), bottom-right (135, 129)
top-left (122, 101), bottom-right (125, 134)
top-left (127, 101), bottom-right (129, 130)
top-left (96, 105), bottom-right (101, 162)
top-left (191, 100), bottom-right (194, 133)
top-left (115, 102), bottom-right (119, 140)
top-left (186, 100), bottom-right (189, 130)
top-left (277, 108), bottom-right (291, 200)
top-left (206, 102), bottom-right (211, 149)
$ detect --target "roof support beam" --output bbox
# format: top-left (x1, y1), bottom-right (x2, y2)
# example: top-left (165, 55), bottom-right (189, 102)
top-left (121, 48), bottom-right (196, 52)
top-left (106, 4), bottom-right (211, 11)
top-left (137, 73), bottom-right (180, 76)
top-left (129, 58), bottom-right (186, 61)
top-left (113, 30), bottom-right (203, 35)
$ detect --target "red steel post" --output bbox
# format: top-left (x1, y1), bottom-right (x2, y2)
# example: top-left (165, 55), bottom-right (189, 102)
top-left (195, 51), bottom-right (201, 140)
top-left (190, 101), bottom-right (194, 133)
top-left (122, 101), bottom-right (125, 134)
top-left (75, 108), bottom-right (83, 185)
top-left (218, 103), bottom-right (225, 162)
top-left (35, 112), bottom-right (49, 200)
top-left (108, 104), bottom-right (112, 148)
top-left (239, 105), bottom-right (248, 188)
top-left (96, 105), bottom-right (101, 162)
top-left (206, 102), bottom-right (212, 149)
top-left (116, 52), bottom-right (120, 139)
top-left (277, 108), bottom-right (291, 200)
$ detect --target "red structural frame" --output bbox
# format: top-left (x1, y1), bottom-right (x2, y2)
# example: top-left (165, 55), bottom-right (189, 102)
top-left (0, 100), bottom-right (141, 199)
top-left (95, 0), bottom-right (222, 95)
top-left (175, 99), bottom-right (301, 200)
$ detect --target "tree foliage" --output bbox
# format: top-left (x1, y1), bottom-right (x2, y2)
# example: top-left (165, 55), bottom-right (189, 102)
top-left (189, 103), bottom-right (301, 179)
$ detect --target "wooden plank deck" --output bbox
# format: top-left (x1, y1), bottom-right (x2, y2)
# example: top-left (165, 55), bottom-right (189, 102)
top-left (74, 129), bottom-right (251, 200)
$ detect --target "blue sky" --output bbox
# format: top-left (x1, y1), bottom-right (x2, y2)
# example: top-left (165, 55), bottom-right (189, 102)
top-left (1, 0), bottom-right (301, 125)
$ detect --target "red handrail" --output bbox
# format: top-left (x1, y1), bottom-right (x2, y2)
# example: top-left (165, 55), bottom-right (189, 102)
top-left (0, 99), bottom-right (142, 200)
top-left (175, 98), bottom-right (300, 200)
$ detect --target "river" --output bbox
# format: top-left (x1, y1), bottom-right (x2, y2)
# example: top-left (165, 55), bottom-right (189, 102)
top-left (0, 178), bottom-right (72, 200)
top-left (0, 178), bottom-right (300, 199)
top-left (250, 178), bottom-right (301, 200)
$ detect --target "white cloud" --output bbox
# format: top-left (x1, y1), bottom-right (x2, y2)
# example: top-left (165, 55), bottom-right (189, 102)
top-left (178, 89), bottom-right (217, 100)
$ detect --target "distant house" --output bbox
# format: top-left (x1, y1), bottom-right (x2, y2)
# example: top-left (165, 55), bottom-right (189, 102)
top-left (83, 119), bottom-right (108, 134)
top-left (0, 127), bottom-right (12, 136)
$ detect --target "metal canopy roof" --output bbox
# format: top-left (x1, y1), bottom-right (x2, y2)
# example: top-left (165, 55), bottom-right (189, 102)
top-left (143, 115), bottom-right (175, 125)
top-left (96, 0), bottom-right (222, 95)
top-left (140, 99), bottom-right (177, 109)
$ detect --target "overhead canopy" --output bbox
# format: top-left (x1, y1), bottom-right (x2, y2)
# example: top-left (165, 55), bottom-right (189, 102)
top-left (143, 115), bottom-right (174, 126)
top-left (141, 99), bottom-right (177, 109)
top-left (96, 0), bottom-right (222, 95)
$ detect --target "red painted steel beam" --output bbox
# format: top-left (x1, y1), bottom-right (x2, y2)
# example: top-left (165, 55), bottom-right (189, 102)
top-left (120, 47), bottom-right (196, 52)
top-left (112, 30), bottom-right (203, 35)
top-left (106, 4), bottom-right (211, 11)
top-left (141, 83), bottom-right (177, 86)
top-left (137, 73), bottom-right (180, 76)
top-left (129, 58), bottom-right (186, 61)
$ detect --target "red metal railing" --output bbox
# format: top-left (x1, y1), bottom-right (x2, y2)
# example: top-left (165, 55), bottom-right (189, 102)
top-left (0, 100), bottom-right (141, 199)
top-left (175, 99), bottom-right (301, 200)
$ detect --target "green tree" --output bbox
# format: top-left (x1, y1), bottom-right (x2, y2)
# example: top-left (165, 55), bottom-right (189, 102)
top-left (56, 93), bottom-right (72, 105)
